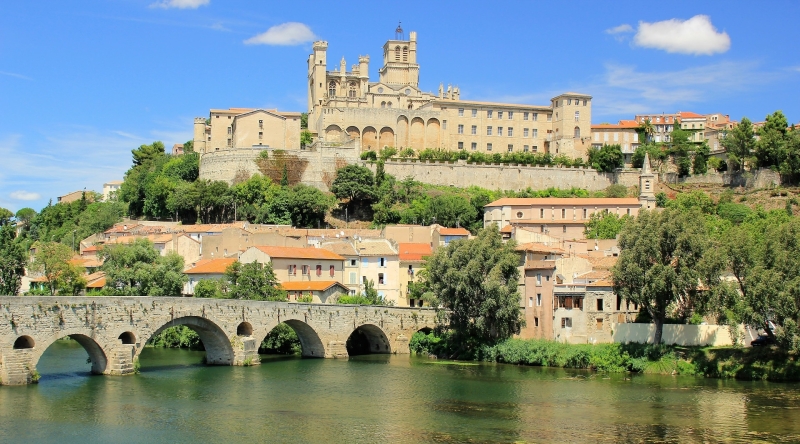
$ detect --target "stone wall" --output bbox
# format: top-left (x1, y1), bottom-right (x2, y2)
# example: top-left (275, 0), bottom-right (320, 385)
top-left (612, 323), bottom-right (745, 346)
top-left (661, 168), bottom-right (781, 189)
top-left (0, 297), bottom-right (435, 385)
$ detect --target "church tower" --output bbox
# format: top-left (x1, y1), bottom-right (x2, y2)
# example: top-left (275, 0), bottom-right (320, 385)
top-left (639, 152), bottom-right (657, 209)
top-left (378, 24), bottom-right (419, 87)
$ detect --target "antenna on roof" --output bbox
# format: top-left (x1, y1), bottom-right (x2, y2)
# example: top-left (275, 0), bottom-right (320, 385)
top-left (395, 21), bottom-right (404, 40)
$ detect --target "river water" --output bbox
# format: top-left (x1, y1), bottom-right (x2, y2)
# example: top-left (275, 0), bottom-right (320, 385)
top-left (2, 340), bottom-right (800, 443)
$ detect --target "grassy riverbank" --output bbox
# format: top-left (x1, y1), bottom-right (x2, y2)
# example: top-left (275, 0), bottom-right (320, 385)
top-left (410, 333), bottom-right (800, 382)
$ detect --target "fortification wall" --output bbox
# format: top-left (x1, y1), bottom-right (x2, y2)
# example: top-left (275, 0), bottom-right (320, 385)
top-left (661, 168), bottom-right (781, 189)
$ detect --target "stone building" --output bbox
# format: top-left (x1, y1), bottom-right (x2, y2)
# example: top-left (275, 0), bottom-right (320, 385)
top-left (590, 120), bottom-right (640, 166)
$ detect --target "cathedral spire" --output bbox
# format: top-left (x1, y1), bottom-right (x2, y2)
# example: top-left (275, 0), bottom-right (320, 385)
top-left (642, 152), bottom-right (652, 174)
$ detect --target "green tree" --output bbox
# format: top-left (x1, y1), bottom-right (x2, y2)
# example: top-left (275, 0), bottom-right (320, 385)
top-left (300, 130), bottom-right (313, 147)
top-left (29, 241), bottom-right (75, 296)
top-left (692, 142), bottom-right (710, 175)
top-left (330, 165), bottom-right (375, 203)
top-left (193, 279), bottom-right (225, 299)
top-left (429, 194), bottom-right (476, 228)
top-left (722, 117), bottom-right (756, 171)
top-left (604, 184), bottom-right (628, 198)
top-left (425, 226), bottom-right (524, 356)
top-left (0, 209), bottom-right (26, 295)
top-left (612, 208), bottom-right (720, 344)
top-left (584, 211), bottom-right (630, 239)
top-left (638, 119), bottom-right (655, 143)
top-left (588, 144), bottom-right (624, 173)
top-left (101, 238), bottom-right (185, 296)
top-left (336, 279), bottom-right (391, 305)
top-left (631, 144), bottom-right (667, 170)
top-left (225, 261), bottom-right (286, 301)
top-left (288, 184), bottom-right (333, 228)
top-left (755, 111), bottom-right (789, 168)
top-left (300, 112), bottom-right (308, 129)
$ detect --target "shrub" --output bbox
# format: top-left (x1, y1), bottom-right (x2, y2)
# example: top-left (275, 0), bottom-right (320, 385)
top-left (360, 150), bottom-right (377, 161)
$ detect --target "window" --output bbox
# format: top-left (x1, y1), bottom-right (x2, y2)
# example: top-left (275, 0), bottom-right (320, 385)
top-left (498, 111), bottom-right (504, 119)
top-left (302, 265), bottom-right (309, 275)
top-left (524, 128), bottom-right (529, 137)
top-left (536, 273), bottom-right (542, 285)
top-left (472, 109), bottom-right (477, 117)
top-left (524, 112), bottom-right (529, 120)
top-left (507, 144), bottom-right (513, 152)
top-left (471, 125), bottom-right (477, 135)
top-left (583, 100), bottom-right (587, 106)
top-left (575, 111), bottom-right (580, 122)
top-left (289, 265), bottom-right (297, 275)
top-left (377, 87), bottom-right (384, 93)
top-left (498, 127), bottom-right (503, 136)
top-left (362, 257), bottom-right (368, 266)
top-left (458, 141), bottom-right (464, 150)
top-left (349, 272), bottom-right (357, 284)
top-left (533, 129), bottom-right (538, 138)
top-left (316, 265), bottom-right (322, 276)
top-left (443, 120), bottom-right (447, 129)
top-left (540, 208), bottom-right (545, 218)
top-left (536, 293), bottom-right (542, 306)
top-left (330, 265), bottom-right (335, 277)
top-left (328, 81), bottom-right (336, 97)
top-left (379, 257), bottom-right (386, 267)
top-left (487, 110), bottom-right (493, 118)
top-left (563, 225), bottom-right (567, 233)
top-left (227, 127), bottom-right (232, 135)
top-left (258, 132), bottom-right (263, 139)
top-left (405, 89), bottom-right (410, 95)
top-left (583, 209), bottom-right (587, 219)
top-left (561, 317), bottom-right (573, 328)
top-left (486, 126), bottom-right (493, 136)
top-left (508, 128), bottom-right (513, 137)
top-left (547, 114), bottom-right (552, 122)
top-left (532, 113), bottom-right (538, 121)
top-left (574, 126), bottom-right (581, 138)
top-left (227, 138), bottom-right (232, 147)
top-left (567, 99), bottom-right (572, 105)
top-left (523, 145), bottom-right (529, 152)
top-left (457, 124), bottom-right (464, 134)
top-left (403, 46), bottom-right (408, 61)
top-left (508, 111), bottom-right (514, 119)
top-left (458, 108), bottom-right (464, 116)
top-left (348, 82), bottom-right (357, 98)
top-left (596, 299), bottom-right (604, 311)
top-left (561, 208), bottom-right (566, 218)
top-left (350, 259), bottom-right (356, 266)
top-left (378, 273), bottom-right (385, 284)
top-left (487, 143), bottom-right (493, 151)
top-left (627, 209), bottom-right (631, 215)
top-left (471, 142), bottom-right (477, 150)
top-left (540, 225), bottom-right (545, 232)
top-left (362, 276), bottom-right (368, 284)
top-left (528, 297), bottom-right (533, 307)
top-left (258, 119), bottom-right (263, 128)
top-left (395, 45), bottom-right (401, 61)
top-left (534, 317), bottom-right (539, 327)
top-left (596, 318), bottom-right (604, 330)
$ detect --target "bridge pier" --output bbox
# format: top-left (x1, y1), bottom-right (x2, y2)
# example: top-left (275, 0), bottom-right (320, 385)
top-left (106, 344), bottom-right (136, 376)
top-left (232, 336), bottom-right (261, 366)
top-left (0, 348), bottom-right (36, 385)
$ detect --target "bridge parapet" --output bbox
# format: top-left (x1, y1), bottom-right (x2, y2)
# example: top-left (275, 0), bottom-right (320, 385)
top-left (0, 297), bottom-right (437, 385)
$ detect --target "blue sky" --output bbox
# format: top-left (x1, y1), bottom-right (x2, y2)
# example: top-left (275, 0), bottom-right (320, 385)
top-left (1, 0), bottom-right (799, 212)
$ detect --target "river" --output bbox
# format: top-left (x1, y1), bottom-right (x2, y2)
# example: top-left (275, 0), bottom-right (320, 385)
top-left (2, 340), bottom-right (800, 443)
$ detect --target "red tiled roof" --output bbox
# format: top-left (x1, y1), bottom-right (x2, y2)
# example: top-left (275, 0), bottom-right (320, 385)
top-left (398, 243), bottom-right (432, 261)
top-left (500, 224), bottom-right (514, 234)
top-left (185, 258), bottom-right (237, 274)
top-left (279, 281), bottom-right (346, 292)
top-left (254, 246), bottom-right (344, 260)
top-left (678, 111), bottom-right (704, 119)
top-left (515, 242), bottom-right (565, 254)
top-left (591, 120), bottom-right (640, 129)
top-left (485, 198), bottom-right (640, 207)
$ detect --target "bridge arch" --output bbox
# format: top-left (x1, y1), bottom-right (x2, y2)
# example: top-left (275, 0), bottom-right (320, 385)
top-left (347, 323), bottom-right (392, 356)
top-left (31, 329), bottom-right (110, 375)
top-left (256, 320), bottom-right (325, 358)
top-left (140, 316), bottom-right (234, 365)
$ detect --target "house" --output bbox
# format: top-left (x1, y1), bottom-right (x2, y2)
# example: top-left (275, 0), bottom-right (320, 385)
top-left (398, 243), bottom-right (432, 307)
top-left (239, 246), bottom-right (345, 285)
top-left (319, 240), bottom-right (360, 295)
top-left (102, 181), bottom-right (123, 201)
top-left (433, 226), bottom-right (470, 247)
top-left (279, 281), bottom-right (350, 304)
top-left (590, 120), bottom-right (640, 165)
top-left (184, 258), bottom-right (237, 295)
top-left (352, 239), bottom-right (401, 305)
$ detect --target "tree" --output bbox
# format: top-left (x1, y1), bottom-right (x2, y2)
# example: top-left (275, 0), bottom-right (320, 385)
top-left (0, 209), bottom-right (26, 295)
top-left (29, 241), bottom-right (75, 296)
top-left (632, 144), bottom-right (666, 170)
top-left (755, 111), bottom-right (789, 168)
top-left (612, 208), bottom-right (720, 344)
top-left (429, 194), bottom-right (476, 228)
top-left (692, 142), bottom-right (710, 175)
top-left (193, 279), bottom-right (225, 299)
top-left (300, 130), bottom-right (313, 147)
top-left (330, 165), bottom-right (375, 204)
top-left (638, 119), bottom-right (655, 143)
top-left (101, 238), bottom-right (185, 296)
top-left (300, 112), bottom-right (308, 129)
top-left (225, 261), bottom-right (286, 301)
top-left (584, 211), bottom-right (630, 239)
top-left (588, 144), bottom-right (624, 173)
top-left (288, 184), bottom-right (333, 228)
top-left (723, 117), bottom-right (756, 171)
top-left (604, 184), bottom-right (628, 198)
top-left (425, 226), bottom-right (524, 355)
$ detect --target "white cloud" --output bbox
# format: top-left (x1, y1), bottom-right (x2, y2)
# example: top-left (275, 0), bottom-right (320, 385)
top-left (633, 15), bottom-right (730, 55)
top-left (9, 191), bottom-right (41, 201)
top-left (606, 24), bottom-right (633, 35)
top-left (150, 0), bottom-right (209, 9)
top-left (0, 71), bottom-right (33, 81)
top-left (244, 22), bottom-right (317, 46)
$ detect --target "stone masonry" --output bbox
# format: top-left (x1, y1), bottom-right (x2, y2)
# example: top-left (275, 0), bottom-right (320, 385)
top-left (0, 297), bottom-right (435, 385)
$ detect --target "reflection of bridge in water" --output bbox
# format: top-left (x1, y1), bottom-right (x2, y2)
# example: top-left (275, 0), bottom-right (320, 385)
top-left (0, 297), bottom-right (436, 385)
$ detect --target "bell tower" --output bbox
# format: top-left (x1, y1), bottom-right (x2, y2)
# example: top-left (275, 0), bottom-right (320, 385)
top-left (378, 23), bottom-right (419, 87)
top-left (639, 152), bottom-right (657, 209)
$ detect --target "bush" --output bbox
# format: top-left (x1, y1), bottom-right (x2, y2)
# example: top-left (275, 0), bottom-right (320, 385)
top-left (605, 184), bottom-right (629, 198)
top-left (398, 148), bottom-right (415, 158)
top-left (360, 151), bottom-right (377, 161)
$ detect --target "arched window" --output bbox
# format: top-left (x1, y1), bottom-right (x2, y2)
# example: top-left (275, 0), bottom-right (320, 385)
top-left (395, 46), bottom-right (401, 61)
top-left (348, 82), bottom-right (357, 98)
top-left (328, 81), bottom-right (336, 97)
top-left (381, 101), bottom-right (386, 108)
top-left (574, 126), bottom-right (581, 139)
top-left (387, 102), bottom-right (393, 108)
top-left (402, 46), bottom-right (408, 61)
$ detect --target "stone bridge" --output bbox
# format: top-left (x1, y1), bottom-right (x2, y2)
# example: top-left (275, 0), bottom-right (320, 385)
top-left (0, 297), bottom-right (437, 385)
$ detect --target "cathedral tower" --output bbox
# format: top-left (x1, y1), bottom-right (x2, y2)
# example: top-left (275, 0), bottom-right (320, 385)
top-left (378, 25), bottom-right (419, 87)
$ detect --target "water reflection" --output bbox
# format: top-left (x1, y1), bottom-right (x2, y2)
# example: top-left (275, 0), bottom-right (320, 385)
top-left (2, 341), bottom-right (800, 443)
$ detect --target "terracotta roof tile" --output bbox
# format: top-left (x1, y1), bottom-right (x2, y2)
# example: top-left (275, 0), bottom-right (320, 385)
top-left (398, 243), bottom-right (432, 261)
top-left (319, 241), bottom-right (358, 256)
top-left (588, 256), bottom-right (619, 270)
top-left (515, 242), bottom-right (566, 254)
top-left (185, 258), bottom-right (237, 274)
top-left (587, 279), bottom-right (613, 287)
top-left (254, 246), bottom-right (345, 260)
top-left (355, 240), bottom-right (397, 257)
top-left (279, 281), bottom-right (347, 292)
top-left (485, 198), bottom-right (641, 207)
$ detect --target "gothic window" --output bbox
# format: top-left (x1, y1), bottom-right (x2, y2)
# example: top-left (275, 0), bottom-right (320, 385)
top-left (381, 101), bottom-right (386, 108)
top-left (403, 46), bottom-right (408, 61)
top-left (348, 82), bottom-right (357, 98)
top-left (574, 126), bottom-right (581, 139)
top-left (328, 81), bottom-right (336, 97)
top-left (395, 46), bottom-right (401, 61)
top-left (387, 102), bottom-right (393, 108)
top-left (574, 111), bottom-right (580, 122)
